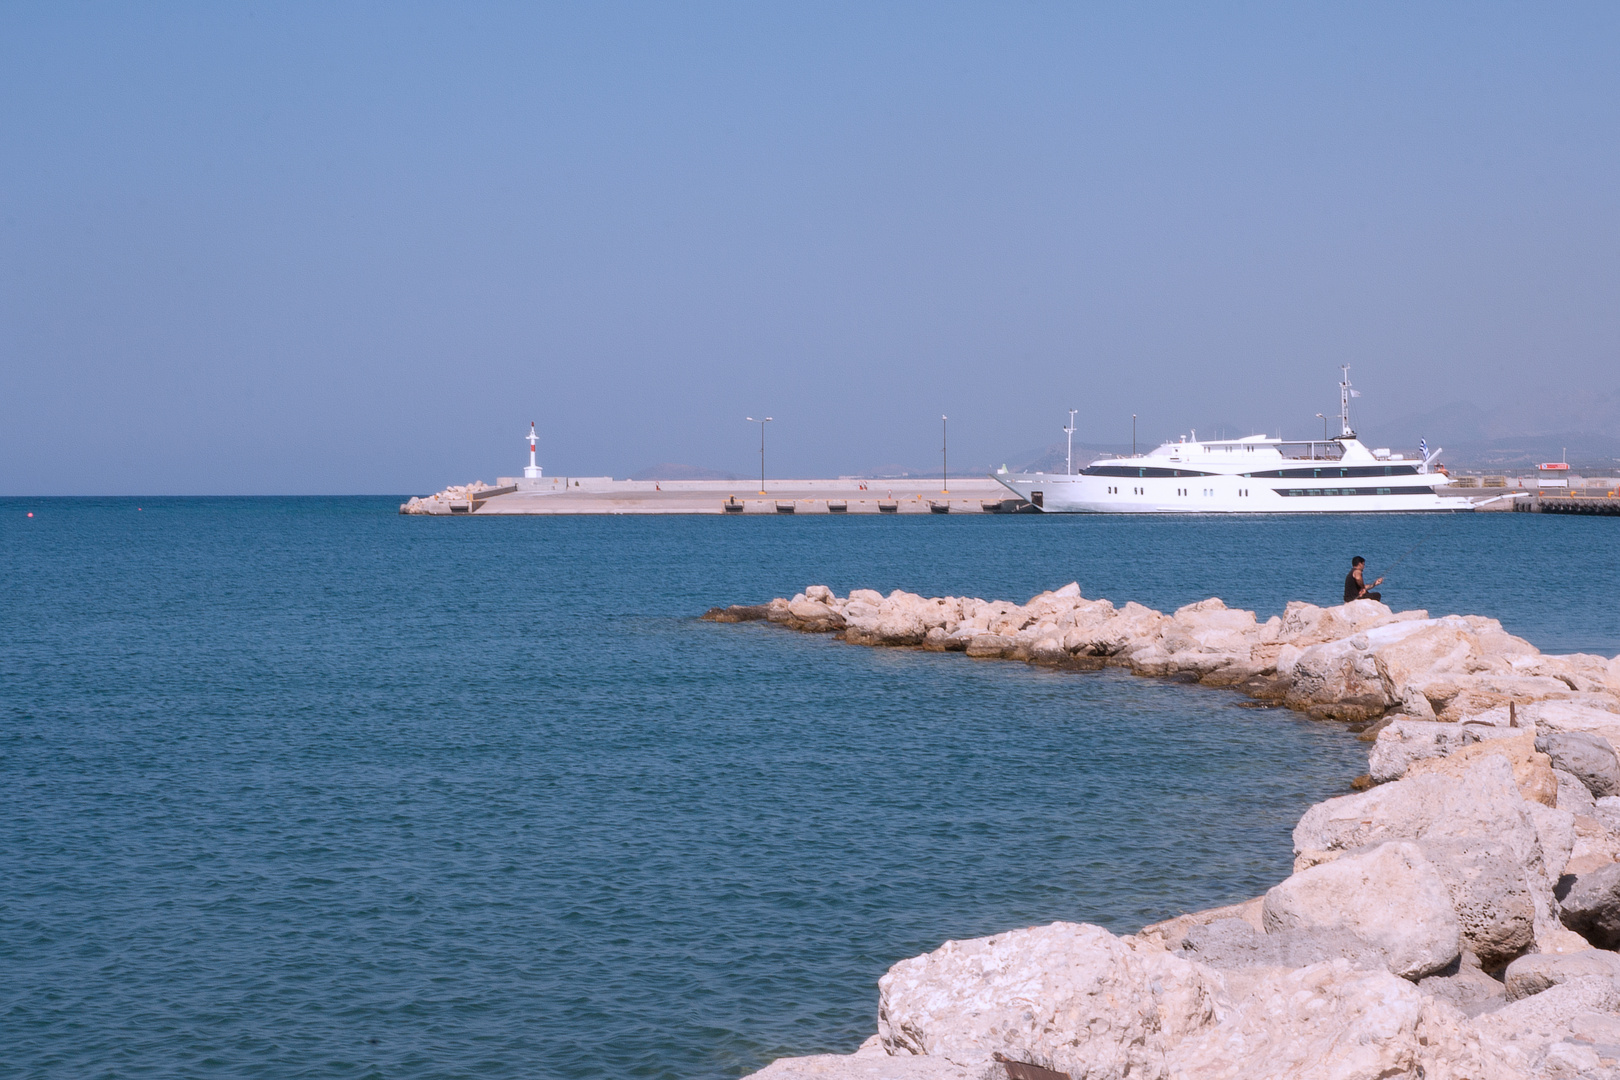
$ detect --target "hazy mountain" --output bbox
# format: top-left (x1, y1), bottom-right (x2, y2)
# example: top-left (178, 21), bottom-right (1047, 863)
top-left (629, 463), bottom-right (746, 481)
top-left (1360, 391), bottom-right (1620, 471)
top-left (1006, 441), bottom-right (1134, 474)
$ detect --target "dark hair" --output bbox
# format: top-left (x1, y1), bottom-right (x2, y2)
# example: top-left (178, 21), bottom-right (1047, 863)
top-left (1351, 556), bottom-right (1365, 566)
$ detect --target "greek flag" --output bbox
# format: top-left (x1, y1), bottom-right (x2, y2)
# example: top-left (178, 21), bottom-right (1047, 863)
top-left (1419, 438), bottom-right (1428, 459)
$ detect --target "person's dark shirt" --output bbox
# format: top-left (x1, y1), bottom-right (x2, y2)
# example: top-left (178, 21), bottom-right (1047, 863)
top-left (1344, 571), bottom-right (1363, 603)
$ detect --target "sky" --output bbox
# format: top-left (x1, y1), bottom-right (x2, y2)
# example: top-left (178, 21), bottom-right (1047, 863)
top-left (3, 3), bottom-right (1618, 493)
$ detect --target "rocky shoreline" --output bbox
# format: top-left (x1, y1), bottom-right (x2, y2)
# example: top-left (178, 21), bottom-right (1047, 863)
top-left (704, 585), bottom-right (1620, 1080)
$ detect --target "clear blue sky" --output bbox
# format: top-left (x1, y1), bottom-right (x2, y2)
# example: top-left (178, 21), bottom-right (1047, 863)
top-left (3, 3), bottom-right (1617, 493)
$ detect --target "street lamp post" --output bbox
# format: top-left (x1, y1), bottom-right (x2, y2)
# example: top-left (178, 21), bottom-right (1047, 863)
top-left (1316, 413), bottom-right (1328, 443)
top-left (1064, 409), bottom-right (1077, 474)
top-left (941, 416), bottom-right (949, 494)
top-left (1131, 414), bottom-right (1137, 458)
top-left (746, 416), bottom-right (773, 494)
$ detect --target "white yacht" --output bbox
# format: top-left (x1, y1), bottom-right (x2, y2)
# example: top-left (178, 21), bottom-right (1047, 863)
top-left (993, 368), bottom-right (1471, 514)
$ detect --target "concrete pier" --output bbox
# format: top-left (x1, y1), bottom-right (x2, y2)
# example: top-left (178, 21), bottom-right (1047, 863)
top-left (455, 477), bottom-right (1012, 515)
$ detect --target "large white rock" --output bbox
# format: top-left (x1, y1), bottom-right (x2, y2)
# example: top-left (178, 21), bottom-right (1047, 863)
top-left (1293, 756), bottom-right (1564, 957)
top-left (1165, 599), bottom-right (1259, 655)
top-left (1504, 950), bottom-right (1620, 1001)
top-left (748, 1053), bottom-right (974, 1080)
top-left (1537, 731), bottom-right (1620, 797)
top-left (1418, 835), bottom-right (1538, 967)
top-left (1472, 976), bottom-right (1620, 1078)
top-left (1166, 961), bottom-right (1508, 1080)
top-left (1371, 622), bottom-right (1477, 705)
top-left (876, 922), bottom-right (1220, 1079)
top-left (1557, 769), bottom-right (1600, 816)
top-left (1367, 719), bottom-right (1520, 783)
top-left (1284, 635), bottom-right (1392, 719)
top-left (1262, 841), bottom-right (1461, 979)
top-left (1295, 756), bottom-right (1542, 860)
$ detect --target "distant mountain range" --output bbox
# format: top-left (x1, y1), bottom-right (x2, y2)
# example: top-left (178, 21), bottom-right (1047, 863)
top-left (630, 463), bottom-right (746, 481)
top-left (1360, 391), bottom-right (1620, 471)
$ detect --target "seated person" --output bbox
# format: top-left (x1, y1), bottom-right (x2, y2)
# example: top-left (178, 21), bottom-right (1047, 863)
top-left (1344, 556), bottom-right (1382, 603)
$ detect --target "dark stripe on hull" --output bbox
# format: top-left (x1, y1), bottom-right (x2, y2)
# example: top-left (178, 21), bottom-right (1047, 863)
top-left (1273, 486), bottom-right (1437, 497)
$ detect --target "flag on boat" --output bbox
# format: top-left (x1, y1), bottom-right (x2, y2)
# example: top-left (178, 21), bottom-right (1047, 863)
top-left (1419, 438), bottom-right (1428, 458)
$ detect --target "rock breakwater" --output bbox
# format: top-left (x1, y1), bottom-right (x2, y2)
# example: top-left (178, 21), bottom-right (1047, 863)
top-left (708, 585), bottom-right (1620, 1080)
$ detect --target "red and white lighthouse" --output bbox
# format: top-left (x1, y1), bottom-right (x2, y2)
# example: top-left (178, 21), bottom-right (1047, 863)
top-left (524, 422), bottom-right (543, 479)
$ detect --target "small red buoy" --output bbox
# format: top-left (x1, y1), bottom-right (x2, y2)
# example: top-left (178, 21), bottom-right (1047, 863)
top-left (27, 512), bottom-right (33, 517)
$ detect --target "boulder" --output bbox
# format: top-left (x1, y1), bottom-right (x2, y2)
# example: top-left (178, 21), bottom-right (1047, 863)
top-left (876, 922), bottom-right (1219, 1078)
top-left (1340, 597), bottom-right (1396, 624)
top-left (1261, 841), bottom-right (1461, 979)
top-left (1274, 642), bottom-right (1304, 679)
top-left (787, 597), bottom-right (846, 630)
top-left (963, 634), bottom-right (1014, 659)
top-left (1536, 731), bottom-right (1620, 797)
top-left (1197, 660), bottom-right (1267, 687)
top-left (1135, 897), bottom-right (1263, 951)
top-left (1569, 814), bottom-right (1620, 875)
top-left (1175, 917), bottom-right (1386, 971)
top-left (1559, 863), bottom-right (1620, 949)
top-left (874, 612), bottom-right (927, 646)
top-left (1402, 732), bottom-right (1557, 807)
top-left (1277, 600), bottom-right (1328, 644)
top-left (1126, 645), bottom-right (1173, 676)
top-left (1366, 719), bottom-right (1520, 784)
top-left (1417, 964), bottom-right (1509, 1018)
top-left (1027, 636), bottom-right (1068, 664)
top-left (1470, 976), bottom-right (1620, 1078)
top-left (1504, 949), bottom-right (1620, 1001)
top-left (1165, 651), bottom-right (1245, 678)
top-left (1295, 755), bottom-right (1551, 860)
top-left (1594, 797), bottom-right (1620, 837)
top-left (1417, 836), bottom-right (1537, 968)
top-left (1283, 636), bottom-right (1391, 721)
top-left (1167, 599), bottom-right (1258, 654)
top-left (1292, 756), bottom-right (1566, 955)
top-left (1372, 622), bottom-right (1476, 700)
top-left (804, 585), bottom-right (835, 603)
top-left (747, 1053), bottom-right (974, 1080)
top-left (1465, 619), bottom-right (1540, 663)
top-left (1165, 960), bottom-right (1507, 1080)
top-left (1517, 700), bottom-right (1620, 757)
top-left (1557, 769), bottom-right (1600, 816)
top-left (1526, 803), bottom-right (1577, 886)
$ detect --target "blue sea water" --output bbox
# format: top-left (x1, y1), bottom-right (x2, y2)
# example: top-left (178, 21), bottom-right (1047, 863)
top-left (3, 498), bottom-right (1617, 1080)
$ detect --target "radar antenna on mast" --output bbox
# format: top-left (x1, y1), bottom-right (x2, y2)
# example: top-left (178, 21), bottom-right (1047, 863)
top-left (1338, 366), bottom-right (1361, 438)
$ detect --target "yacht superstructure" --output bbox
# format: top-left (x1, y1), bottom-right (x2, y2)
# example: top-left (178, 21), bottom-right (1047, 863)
top-left (993, 369), bottom-right (1471, 514)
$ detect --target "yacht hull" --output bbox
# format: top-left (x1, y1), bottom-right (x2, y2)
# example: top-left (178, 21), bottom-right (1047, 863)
top-left (993, 472), bottom-right (1471, 514)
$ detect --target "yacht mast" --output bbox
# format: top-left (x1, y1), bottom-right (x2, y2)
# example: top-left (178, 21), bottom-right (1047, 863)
top-left (1338, 366), bottom-right (1360, 438)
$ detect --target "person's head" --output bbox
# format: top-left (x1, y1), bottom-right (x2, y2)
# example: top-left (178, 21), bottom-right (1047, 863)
top-left (1351, 556), bottom-right (1365, 569)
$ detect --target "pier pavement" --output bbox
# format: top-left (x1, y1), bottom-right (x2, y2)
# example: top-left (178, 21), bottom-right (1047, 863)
top-left (465, 477), bottom-right (1012, 515)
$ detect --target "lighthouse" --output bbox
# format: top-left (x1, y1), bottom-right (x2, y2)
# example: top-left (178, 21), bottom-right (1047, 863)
top-left (523, 422), bottom-right (543, 479)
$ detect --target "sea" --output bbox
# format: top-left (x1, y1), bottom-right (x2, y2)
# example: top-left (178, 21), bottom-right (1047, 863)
top-left (3, 498), bottom-right (1617, 1080)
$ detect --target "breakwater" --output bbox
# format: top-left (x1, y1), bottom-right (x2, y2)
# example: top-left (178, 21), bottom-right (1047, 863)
top-left (400, 477), bottom-right (1012, 515)
top-left (711, 584), bottom-right (1620, 1080)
